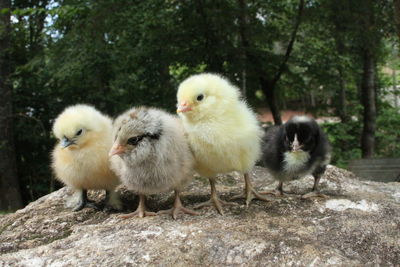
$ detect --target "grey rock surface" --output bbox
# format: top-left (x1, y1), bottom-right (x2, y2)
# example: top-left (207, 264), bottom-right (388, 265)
top-left (0, 166), bottom-right (399, 266)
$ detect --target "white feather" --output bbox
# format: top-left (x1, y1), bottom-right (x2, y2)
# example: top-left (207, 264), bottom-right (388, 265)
top-left (291, 115), bottom-right (313, 124)
top-left (283, 151), bottom-right (310, 174)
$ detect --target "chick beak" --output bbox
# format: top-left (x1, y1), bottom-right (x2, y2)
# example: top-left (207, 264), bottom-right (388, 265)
top-left (109, 144), bottom-right (126, 157)
top-left (61, 137), bottom-right (74, 149)
top-left (291, 134), bottom-right (302, 152)
top-left (177, 101), bottom-right (192, 113)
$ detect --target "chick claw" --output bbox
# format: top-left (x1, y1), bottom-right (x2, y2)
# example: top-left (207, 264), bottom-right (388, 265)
top-left (119, 210), bottom-right (157, 219)
top-left (301, 191), bottom-right (328, 199)
top-left (119, 194), bottom-right (157, 219)
top-left (194, 197), bottom-right (237, 215)
top-left (158, 206), bottom-right (198, 220)
top-left (259, 189), bottom-right (287, 197)
top-left (231, 189), bottom-right (270, 207)
top-left (301, 175), bottom-right (328, 199)
top-left (196, 178), bottom-right (238, 215)
top-left (259, 181), bottom-right (291, 198)
top-left (72, 190), bottom-right (99, 211)
top-left (158, 191), bottom-right (198, 219)
top-left (231, 173), bottom-right (270, 206)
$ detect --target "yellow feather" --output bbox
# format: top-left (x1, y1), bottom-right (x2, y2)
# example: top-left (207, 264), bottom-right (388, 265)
top-left (51, 105), bottom-right (119, 191)
top-left (177, 74), bottom-right (263, 177)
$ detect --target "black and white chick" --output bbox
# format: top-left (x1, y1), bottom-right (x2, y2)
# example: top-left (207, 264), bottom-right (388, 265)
top-left (262, 115), bottom-right (331, 198)
top-left (109, 107), bottom-right (197, 219)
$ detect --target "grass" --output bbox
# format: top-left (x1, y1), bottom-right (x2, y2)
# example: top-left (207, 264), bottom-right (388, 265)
top-left (0, 211), bottom-right (11, 215)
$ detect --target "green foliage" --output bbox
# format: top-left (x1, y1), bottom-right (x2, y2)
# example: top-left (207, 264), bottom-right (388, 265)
top-left (5, 0), bottom-right (400, 204)
top-left (321, 121), bottom-right (362, 168)
top-left (376, 107), bottom-right (400, 158)
top-left (322, 106), bottom-right (400, 168)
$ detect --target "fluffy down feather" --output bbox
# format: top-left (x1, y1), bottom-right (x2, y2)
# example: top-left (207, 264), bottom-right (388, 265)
top-left (109, 107), bottom-right (196, 219)
top-left (262, 115), bottom-right (331, 198)
top-left (177, 73), bottom-right (267, 213)
top-left (51, 104), bottom-right (121, 211)
top-left (177, 73), bottom-right (263, 175)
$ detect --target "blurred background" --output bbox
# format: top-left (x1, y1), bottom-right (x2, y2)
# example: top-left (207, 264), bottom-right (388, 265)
top-left (0, 0), bottom-right (399, 211)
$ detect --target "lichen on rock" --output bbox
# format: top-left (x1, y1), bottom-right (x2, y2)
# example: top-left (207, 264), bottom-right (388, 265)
top-left (0, 166), bottom-right (399, 266)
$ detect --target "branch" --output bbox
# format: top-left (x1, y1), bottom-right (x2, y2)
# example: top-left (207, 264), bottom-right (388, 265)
top-left (237, 0), bottom-right (250, 52)
top-left (394, 0), bottom-right (400, 42)
top-left (271, 0), bottom-right (305, 87)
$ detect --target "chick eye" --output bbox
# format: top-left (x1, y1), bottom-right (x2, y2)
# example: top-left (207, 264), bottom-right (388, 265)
top-left (196, 94), bottom-right (204, 101)
top-left (127, 136), bottom-right (143, 146)
top-left (76, 129), bottom-right (83, 136)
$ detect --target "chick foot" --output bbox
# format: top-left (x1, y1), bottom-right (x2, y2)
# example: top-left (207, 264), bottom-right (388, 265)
top-left (301, 175), bottom-right (328, 199)
top-left (158, 190), bottom-right (198, 219)
top-left (194, 178), bottom-right (237, 215)
top-left (72, 190), bottom-right (99, 211)
top-left (119, 194), bottom-right (156, 219)
top-left (103, 190), bottom-right (123, 212)
top-left (259, 182), bottom-right (292, 197)
top-left (194, 197), bottom-right (237, 215)
top-left (301, 191), bottom-right (328, 199)
top-left (231, 173), bottom-right (270, 206)
top-left (231, 190), bottom-right (270, 206)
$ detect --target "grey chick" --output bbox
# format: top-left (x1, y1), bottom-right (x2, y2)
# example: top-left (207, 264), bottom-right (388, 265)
top-left (109, 106), bottom-right (197, 219)
top-left (262, 115), bottom-right (331, 198)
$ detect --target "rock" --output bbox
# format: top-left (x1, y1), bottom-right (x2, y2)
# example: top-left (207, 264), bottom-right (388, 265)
top-left (0, 166), bottom-right (399, 266)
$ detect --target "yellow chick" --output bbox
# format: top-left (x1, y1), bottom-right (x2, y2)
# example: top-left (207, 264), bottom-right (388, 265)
top-left (51, 104), bottom-right (122, 211)
top-left (177, 73), bottom-right (268, 214)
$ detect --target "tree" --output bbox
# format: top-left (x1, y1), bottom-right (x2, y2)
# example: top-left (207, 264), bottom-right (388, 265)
top-left (360, 47), bottom-right (376, 158)
top-left (3, 0), bottom-right (399, 204)
top-left (357, 0), bottom-right (389, 158)
top-left (394, 0), bottom-right (400, 42)
top-left (238, 0), bottom-right (305, 125)
top-left (0, 0), bottom-right (24, 210)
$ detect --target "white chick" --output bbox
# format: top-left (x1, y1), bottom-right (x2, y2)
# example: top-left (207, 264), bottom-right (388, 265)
top-left (51, 104), bottom-right (122, 211)
top-left (177, 73), bottom-right (268, 214)
top-left (109, 106), bottom-right (197, 219)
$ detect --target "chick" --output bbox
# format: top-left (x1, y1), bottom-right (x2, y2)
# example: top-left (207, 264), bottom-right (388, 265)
top-left (51, 104), bottom-right (122, 211)
top-left (109, 106), bottom-right (197, 219)
top-left (177, 73), bottom-right (268, 214)
top-left (261, 115), bottom-right (331, 198)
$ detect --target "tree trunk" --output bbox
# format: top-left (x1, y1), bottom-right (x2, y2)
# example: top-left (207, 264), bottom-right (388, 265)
top-left (196, 0), bottom-right (224, 73)
top-left (263, 0), bottom-right (304, 125)
top-left (394, 0), bottom-right (400, 42)
top-left (0, 0), bottom-right (24, 210)
top-left (236, 0), bottom-right (304, 125)
top-left (393, 68), bottom-right (398, 108)
top-left (260, 78), bottom-right (283, 125)
top-left (237, 0), bottom-right (248, 98)
top-left (337, 66), bottom-right (349, 122)
top-left (360, 50), bottom-right (376, 158)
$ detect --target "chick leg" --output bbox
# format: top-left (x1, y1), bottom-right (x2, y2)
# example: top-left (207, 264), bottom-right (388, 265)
top-left (72, 190), bottom-right (98, 211)
top-left (103, 190), bottom-right (123, 212)
top-left (301, 173), bottom-right (328, 199)
top-left (119, 194), bottom-right (157, 219)
top-left (231, 173), bottom-right (270, 206)
top-left (158, 190), bottom-right (199, 219)
top-left (194, 178), bottom-right (237, 215)
top-left (259, 181), bottom-right (287, 197)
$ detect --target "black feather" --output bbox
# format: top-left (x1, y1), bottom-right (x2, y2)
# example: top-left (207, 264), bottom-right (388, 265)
top-left (262, 116), bottom-right (330, 181)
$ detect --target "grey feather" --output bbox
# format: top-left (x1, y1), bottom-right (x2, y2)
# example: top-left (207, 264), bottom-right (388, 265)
top-left (110, 107), bottom-right (194, 195)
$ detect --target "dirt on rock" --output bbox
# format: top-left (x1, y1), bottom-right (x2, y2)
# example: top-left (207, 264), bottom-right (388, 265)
top-left (0, 165), bottom-right (399, 266)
